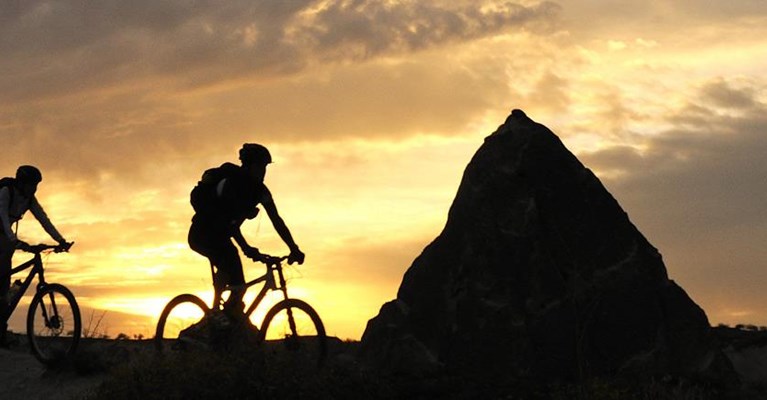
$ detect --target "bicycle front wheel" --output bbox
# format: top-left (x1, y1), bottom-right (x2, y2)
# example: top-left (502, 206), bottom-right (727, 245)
top-left (154, 294), bottom-right (209, 354)
top-left (259, 298), bottom-right (327, 367)
top-left (26, 283), bottom-right (82, 366)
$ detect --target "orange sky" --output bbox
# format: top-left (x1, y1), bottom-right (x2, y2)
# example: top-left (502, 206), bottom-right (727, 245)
top-left (2, 1), bottom-right (767, 339)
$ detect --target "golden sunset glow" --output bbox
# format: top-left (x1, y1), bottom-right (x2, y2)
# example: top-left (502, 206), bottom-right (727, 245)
top-left (2, 1), bottom-right (767, 340)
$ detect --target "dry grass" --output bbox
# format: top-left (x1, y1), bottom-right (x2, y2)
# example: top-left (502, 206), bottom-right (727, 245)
top-left (80, 341), bottom-right (731, 400)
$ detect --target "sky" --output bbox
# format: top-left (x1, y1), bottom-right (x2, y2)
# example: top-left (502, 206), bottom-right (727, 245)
top-left (2, 0), bottom-right (766, 339)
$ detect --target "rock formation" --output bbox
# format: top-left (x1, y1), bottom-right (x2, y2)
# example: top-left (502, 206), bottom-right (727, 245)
top-left (359, 109), bottom-right (732, 382)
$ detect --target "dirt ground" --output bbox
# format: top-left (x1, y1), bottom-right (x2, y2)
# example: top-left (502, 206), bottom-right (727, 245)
top-left (0, 334), bottom-right (152, 400)
top-left (0, 347), bottom-right (103, 400)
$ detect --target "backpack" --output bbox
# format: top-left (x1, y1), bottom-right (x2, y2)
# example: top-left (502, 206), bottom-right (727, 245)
top-left (0, 177), bottom-right (16, 207)
top-left (190, 163), bottom-right (241, 215)
top-left (0, 177), bottom-right (20, 221)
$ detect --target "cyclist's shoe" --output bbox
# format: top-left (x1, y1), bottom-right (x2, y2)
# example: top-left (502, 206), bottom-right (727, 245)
top-left (178, 316), bottom-right (214, 349)
top-left (222, 305), bottom-right (258, 332)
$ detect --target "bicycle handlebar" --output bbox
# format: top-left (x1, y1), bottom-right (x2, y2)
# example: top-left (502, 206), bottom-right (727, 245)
top-left (257, 254), bottom-right (289, 266)
top-left (16, 241), bottom-right (74, 254)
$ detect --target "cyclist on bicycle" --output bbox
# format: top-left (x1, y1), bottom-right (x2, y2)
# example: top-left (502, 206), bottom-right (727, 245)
top-left (0, 165), bottom-right (70, 347)
top-left (188, 143), bottom-right (305, 322)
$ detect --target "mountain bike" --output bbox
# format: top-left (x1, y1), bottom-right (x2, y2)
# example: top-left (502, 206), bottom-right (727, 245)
top-left (1, 242), bottom-right (80, 365)
top-left (155, 254), bottom-right (327, 367)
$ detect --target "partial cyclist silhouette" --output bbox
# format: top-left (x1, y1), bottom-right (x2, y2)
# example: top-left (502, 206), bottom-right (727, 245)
top-left (1, 165), bottom-right (72, 348)
top-left (188, 144), bottom-right (305, 327)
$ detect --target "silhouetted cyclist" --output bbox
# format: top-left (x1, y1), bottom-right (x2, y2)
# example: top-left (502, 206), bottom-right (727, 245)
top-left (188, 144), bottom-right (304, 322)
top-left (0, 165), bottom-right (70, 347)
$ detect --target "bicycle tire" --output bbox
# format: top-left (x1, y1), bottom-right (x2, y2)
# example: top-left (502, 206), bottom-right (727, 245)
top-left (154, 294), bottom-right (209, 354)
top-left (26, 283), bottom-right (81, 366)
top-left (259, 298), bottom-right (327, 367)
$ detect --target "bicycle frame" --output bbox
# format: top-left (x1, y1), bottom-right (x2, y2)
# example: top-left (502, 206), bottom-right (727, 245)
top-left (210, 257), bottom-right (291, 323)
top-left (2, 251), bottom-right (47, 321)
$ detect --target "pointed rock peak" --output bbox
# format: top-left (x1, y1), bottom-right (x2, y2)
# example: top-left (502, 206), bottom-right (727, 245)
top-left (510, 108), bottom-right (529, 121)
top-left (360, 109), bottom-right (734, 384)
top-left (488, 108), bottom-right (536, 139)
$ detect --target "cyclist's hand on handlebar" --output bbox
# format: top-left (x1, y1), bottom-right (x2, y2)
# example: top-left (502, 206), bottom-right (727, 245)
top-left (14, 240), bottom-right (31, 252)
top-left (288, 247), bottom-right (305, 265)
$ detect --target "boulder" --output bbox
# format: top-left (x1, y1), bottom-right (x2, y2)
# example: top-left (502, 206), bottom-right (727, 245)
top-left (359, 109), bottom-right (733, 382)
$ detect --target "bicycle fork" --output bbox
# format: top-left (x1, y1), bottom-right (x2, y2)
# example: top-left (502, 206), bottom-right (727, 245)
top-left (274, 266), bottom-right (299, 340)
top-left (37, 285), bottom-right (63, 334)
top-left (36, 263), bottom-right (62, 333)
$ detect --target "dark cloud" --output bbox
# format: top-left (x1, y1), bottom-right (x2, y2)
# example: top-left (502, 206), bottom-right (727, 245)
top-left (0, 0), bottom-right (560, 102)
top-left (700, 78), bottom-right (759, 110)
top-left (523, 72), bottom-right (570, 114)
top-left (292, 0), bottom-right (560, 60)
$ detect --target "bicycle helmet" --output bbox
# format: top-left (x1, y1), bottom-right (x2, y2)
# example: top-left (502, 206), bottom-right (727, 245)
top-left (16, 165), bottom-right (42, 184)
top-left (239, 143), bottom-right (272, 165)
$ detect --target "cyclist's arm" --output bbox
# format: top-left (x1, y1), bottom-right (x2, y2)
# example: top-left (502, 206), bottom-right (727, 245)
top-left (232, 223), bottom-right (262, 260)
top-left (28, 197), bottom-right (66, 244)
top-left (232, 226), bottom-right (249, 249)
top-left (261, 189), bottom-right (300, 253)
top-left (0, 187), bottom-right (15, 241)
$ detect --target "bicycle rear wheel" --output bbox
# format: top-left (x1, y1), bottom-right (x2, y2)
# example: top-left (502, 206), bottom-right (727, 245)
top-left (154, 294), bottom-right (209, 353)
top-left (259, 298), bottom-right (327, 368)
top-left (26, 283), bottom-right (81, 366)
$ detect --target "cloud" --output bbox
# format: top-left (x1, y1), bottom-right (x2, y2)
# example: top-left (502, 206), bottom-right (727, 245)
top-left (521, 72), bottom-right (571, 114)
top-left (0, 0), bottom-right (560, 102)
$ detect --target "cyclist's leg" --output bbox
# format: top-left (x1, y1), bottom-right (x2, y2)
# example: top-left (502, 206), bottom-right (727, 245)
top-left (216, 245), bottom-right (246, 319)
top-left (188, 218), bottom-right (233, 286)
top-left (188, 220), bottom-right (245, 317)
